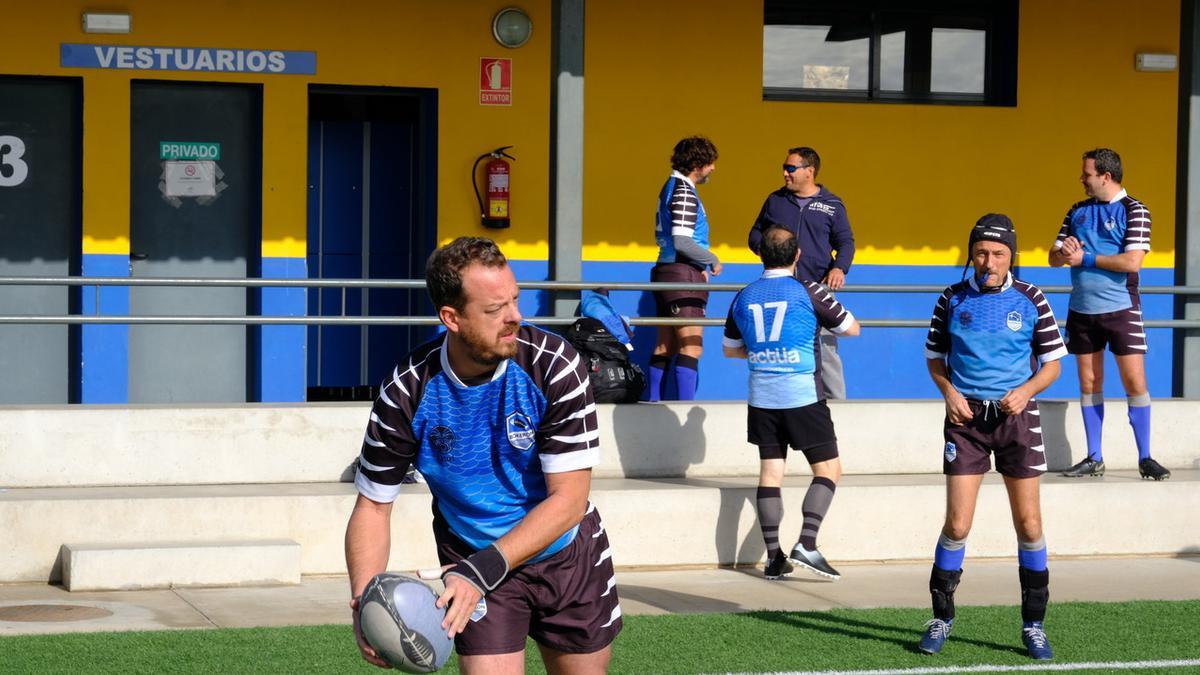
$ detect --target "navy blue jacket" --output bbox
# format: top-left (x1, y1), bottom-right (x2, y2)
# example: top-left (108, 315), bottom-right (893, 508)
top-left (748, 186), bottom-right (855, 283)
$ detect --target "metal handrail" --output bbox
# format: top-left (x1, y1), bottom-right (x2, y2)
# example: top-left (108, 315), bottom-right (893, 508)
top-left (2, 275), bottom-right (1199, 295)
top-left (1, 276), bottom-right (1197, 328)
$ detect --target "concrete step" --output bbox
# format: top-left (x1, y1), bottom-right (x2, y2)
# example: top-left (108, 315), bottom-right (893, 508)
top-left (3, 471), bottom-right (1196, 583)
top-left (61, 540), bottom-right (301, 591)
top-left (2, 400), bottom-right (1197, 487)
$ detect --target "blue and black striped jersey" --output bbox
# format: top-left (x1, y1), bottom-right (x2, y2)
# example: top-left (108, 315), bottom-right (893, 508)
top-left (1053, 189), bottom-right (1150, 314)
top-left (355, 324), bottom-right (600, 562)
top-left (925, 274), bottom-right (1067, 401)
top-left (655, 171), bottom-right (712, 266)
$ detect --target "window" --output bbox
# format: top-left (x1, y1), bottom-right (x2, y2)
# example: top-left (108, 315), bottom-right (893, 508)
top-left (763, 1), bottom-right (1018, 105)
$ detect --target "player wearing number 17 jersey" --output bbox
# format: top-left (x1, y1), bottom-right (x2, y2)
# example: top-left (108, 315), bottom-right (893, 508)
top-left (723, 227), bottom-right (860, 581)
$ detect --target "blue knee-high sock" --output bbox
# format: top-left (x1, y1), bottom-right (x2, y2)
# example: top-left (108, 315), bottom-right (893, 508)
top-left (1080, 393), bottom-right (1105, 461)
top-left (647, 355), bottom-right (670, 402)
top-left (1018, 537), bottom-right (1048, 572)
top-left (673, 354), bottom-right (699, 400)
top-left (934, 533), bottom-right (966, 572)
top-left (1127, 394), bottom-right (1152, 461)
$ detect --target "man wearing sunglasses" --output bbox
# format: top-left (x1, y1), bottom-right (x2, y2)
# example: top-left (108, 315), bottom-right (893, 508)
top-left (748, 147), bottom-right (855, 399)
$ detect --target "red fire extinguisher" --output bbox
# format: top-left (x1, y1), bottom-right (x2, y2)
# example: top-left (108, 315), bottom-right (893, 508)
top-left (473, 146), bottom-right (515, 229)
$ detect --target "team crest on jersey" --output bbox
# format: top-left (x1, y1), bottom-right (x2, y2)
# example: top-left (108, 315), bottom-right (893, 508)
top-left (506, 412), bottom-right (536, 451)
top-left (1006, 311), bottom-right (1023, 332)
top-left (1104, 217), bottom-right (1116, 231)
top-left (429, 425), bottom-right (456, 460)
top-left (945, 442), bottom-right (957, 462)
top-left (470, 598), bottom-right (487, 622)
top-left (958, 311), bottom-right (973, 327)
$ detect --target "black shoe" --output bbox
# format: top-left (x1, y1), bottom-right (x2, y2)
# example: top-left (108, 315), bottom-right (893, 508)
top-left (764, 551), bottom-right (794, 580)
top-left (788, 545), bottom-right (841, 580)
top-left (1139, 458), bottom-right (1171, 481)
top-left (1060, 458), bottom-right (1105, 477)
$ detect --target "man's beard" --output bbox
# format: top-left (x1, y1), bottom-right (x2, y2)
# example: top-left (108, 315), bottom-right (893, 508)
top-left (461, 324), bottom-right (519, 367)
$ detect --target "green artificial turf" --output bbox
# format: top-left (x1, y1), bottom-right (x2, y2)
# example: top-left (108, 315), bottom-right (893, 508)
top-left (1, 600), bottom-right (1197, 674)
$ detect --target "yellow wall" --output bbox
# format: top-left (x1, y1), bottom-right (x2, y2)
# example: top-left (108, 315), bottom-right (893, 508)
top-left (1, 1), bottom-right (1181, 267)
top-left (583, 0), bottom-right (1180, 267)
top-left (2, 0), bottom-right (552, 257)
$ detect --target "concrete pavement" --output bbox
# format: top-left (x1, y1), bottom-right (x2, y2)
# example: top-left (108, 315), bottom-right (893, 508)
top-left (1, 556), bottom-right (1197, 636)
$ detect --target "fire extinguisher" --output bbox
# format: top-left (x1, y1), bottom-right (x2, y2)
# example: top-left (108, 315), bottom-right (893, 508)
top-left (473, 146), bottom-right (515, 229)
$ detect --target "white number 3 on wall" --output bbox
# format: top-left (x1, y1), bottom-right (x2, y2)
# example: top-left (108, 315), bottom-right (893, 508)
top-left (0, 135), bottom-right (29, 187)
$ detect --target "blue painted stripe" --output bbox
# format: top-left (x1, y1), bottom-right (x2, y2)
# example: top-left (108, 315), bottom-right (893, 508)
top-left (507, 261), bottom-right (1175, 400)
top-left (80, 254), bottom-right (129, 403)
top-left (256, 257), bottom-right (308, 402)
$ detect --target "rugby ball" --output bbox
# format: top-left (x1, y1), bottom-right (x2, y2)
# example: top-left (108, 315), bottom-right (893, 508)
top-left (359, 572), bottom-right (455, 673)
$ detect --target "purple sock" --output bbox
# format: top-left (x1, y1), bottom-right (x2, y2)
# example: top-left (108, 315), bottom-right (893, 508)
top-left (648, 355), bottom-right (670, 402)
top-left (673, 354), bottom-right (699, 400)
top-left (1080, 394), bottom-right (1104, 461)
top-left (1127, 394), bottom-right (1152, 461)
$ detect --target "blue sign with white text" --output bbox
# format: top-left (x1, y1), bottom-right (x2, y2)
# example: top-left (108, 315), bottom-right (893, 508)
top-left (60, 43), bottom-right (316, 75)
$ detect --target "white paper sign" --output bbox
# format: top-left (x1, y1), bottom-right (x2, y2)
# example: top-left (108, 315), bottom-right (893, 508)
top-left (164, 160), bottom-right (216, 197)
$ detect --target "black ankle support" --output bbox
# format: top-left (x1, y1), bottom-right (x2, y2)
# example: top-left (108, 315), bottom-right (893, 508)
top-left (930, 566), bottom-right (963, 621)
top-left (1019, 566), bottom-right (1050, 623)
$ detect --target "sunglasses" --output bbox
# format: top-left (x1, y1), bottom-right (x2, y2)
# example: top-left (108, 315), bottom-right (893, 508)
top-left (782, 164), bottom-right (811, 173)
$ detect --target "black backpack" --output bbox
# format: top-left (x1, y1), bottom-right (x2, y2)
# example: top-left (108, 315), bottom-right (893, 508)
top-left (563, 317), bottom-right (646, 403)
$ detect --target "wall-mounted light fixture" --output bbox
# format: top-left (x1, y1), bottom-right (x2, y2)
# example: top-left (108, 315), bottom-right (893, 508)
top-left (82, 12), bottom-right (132, 34)
top-left (493, 7), bottom-right (532, 48)
top-left (1135, 52), bottom-right (1177, 72)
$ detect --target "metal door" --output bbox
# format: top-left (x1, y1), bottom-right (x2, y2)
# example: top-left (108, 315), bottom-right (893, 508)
top-left (307, 89), bottom-right (435, 400)
top-left (0, 77), bottom-right (81, 403)
top-left (128, 81), bottom-right (261, 403)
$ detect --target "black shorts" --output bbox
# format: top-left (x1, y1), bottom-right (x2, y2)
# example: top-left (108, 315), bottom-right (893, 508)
top-left (434, 504), bottom-right (621, 656)
top-left (748, 401), bottom-right (839, 464)
top-left (1065, 305), bottom-right (1147, 356)
top-left (650, 262), bottom-right (708, 318)
top-left (943, 399), bottom-right (1045, 478)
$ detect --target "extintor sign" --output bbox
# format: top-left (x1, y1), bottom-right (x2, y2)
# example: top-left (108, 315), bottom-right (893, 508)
top-left (480, 58), bottom-right (512, 106)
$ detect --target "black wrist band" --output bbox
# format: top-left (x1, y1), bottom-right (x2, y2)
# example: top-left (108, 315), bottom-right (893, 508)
top-left (443, 544), bottom-right (509, 596)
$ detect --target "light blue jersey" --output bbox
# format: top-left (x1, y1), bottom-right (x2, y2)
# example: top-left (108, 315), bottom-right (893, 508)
top-left (723, 270), bottom-right (855, 408)
top-left (1053, 189), bottom-right (1151, 314)
top-left (925, 274), bottom-right (1067, 400)
top-left (356, 325), bottom-right (600, 562)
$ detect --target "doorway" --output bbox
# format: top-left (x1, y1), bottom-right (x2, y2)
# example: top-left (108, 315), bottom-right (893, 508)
top-left (307, 87), bottom-right (437, 401)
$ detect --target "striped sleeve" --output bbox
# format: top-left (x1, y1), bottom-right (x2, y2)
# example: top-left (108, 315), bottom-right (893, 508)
top-left (1122, 197), bottom-right (1151, 252)
top-left (804, 281), bottom-right (855, 334)
top-left (1020, 283), bottom-right (1068, 363)
top-left (669, 182), bottom-right (700, 237)
top-left (924, 287), bottom-right (954, 359)
top-left (354, 358), bottom-right (424, 504)
top-left (722, 291), bottom-right (744, 349)
top-left (1052, 207), bottom-right (1073, 249)
top-left (536, 339), bottom-right (601, 473)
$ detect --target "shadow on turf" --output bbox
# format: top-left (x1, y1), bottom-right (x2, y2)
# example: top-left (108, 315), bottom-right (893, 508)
top-left (617, 585), bottom-right (745, 614)
top-left (745, 609), bottom-right (1026, 657)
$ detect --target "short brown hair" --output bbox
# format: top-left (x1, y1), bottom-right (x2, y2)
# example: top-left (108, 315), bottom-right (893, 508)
top-left (425, 237), bottom-right (508, 310)
top-left (671, 136), bottom-right (718, 174)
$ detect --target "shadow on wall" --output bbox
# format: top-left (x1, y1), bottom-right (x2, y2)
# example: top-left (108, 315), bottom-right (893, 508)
top-left (1037, 400), bottom-right (1075, 472)
top-left (717, 485), bottom-right (765, 566)
top-left (610, 404), bottom-right (707, 478)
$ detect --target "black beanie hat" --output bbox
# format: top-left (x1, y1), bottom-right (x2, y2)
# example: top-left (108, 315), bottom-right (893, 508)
top-left (968, 213), bottom-right (1017, 257)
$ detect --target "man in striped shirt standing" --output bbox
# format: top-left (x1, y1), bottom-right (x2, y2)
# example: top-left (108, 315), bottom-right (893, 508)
top-left (1049, 148), bottom-right (1170, 481)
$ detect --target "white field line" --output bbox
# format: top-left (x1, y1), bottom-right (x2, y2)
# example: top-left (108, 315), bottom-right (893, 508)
top-left (725, 658), bottom-right (1200, 675)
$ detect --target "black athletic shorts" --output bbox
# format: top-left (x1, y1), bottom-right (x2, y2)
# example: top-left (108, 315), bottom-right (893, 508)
top-left (1065, 305), bottom-right (1148, 356)
top-left (434, 503), bottom-right (621, 656)
top-left (943, 399), bottom-right (1045, 478)
top-left (748, 401), bottom-right (839, 464)
top-left (650, 262), bottom-right (708, 318)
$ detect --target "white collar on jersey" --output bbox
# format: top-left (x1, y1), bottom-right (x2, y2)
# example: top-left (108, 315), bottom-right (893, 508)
top-left (761, 269), bottom-right (793, 278)
top-left (967, 270), bottom-right (1014, 293)
top-left (671, 170), bottom-right (696, 189)
top-left (439, 333), bottom-right (509, 389)
top-left (1107, 188), bottom-right (1128, 203)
